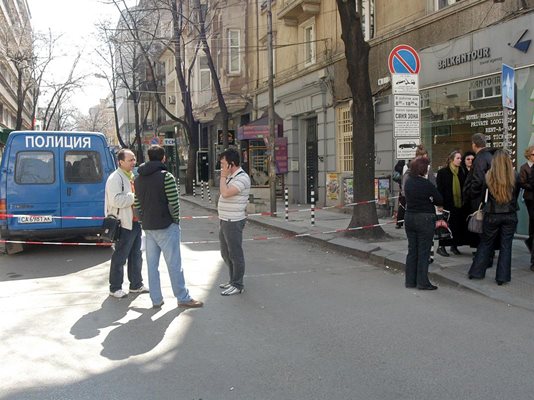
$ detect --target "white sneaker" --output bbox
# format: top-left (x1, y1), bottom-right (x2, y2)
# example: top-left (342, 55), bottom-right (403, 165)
top-left (109, 289), bottom-right (128, 298)
top-left (221, 286), bottom-right (244, 296)
top-left (129, 285), bottom-right (149, 294)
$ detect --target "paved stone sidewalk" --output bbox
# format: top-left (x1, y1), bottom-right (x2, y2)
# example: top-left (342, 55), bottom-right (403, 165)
top-left (180, 185), bottom-right (534, 312)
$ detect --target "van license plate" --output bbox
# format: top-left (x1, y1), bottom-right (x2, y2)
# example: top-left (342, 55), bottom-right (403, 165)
top-left (18, 216), bottom-right (53, 224)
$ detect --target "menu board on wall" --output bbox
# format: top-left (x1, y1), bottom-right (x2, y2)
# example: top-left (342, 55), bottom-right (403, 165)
top-left (464, 108), bottom-right (517, 165)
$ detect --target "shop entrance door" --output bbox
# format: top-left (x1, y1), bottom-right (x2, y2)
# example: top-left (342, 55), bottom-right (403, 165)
top-left (305, 117), bottom-right (318, 203)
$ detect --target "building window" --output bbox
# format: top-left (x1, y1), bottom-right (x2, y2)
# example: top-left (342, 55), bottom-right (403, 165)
top-left (199, 54), bottom-right (211, 91)
top-left (336, 105), bottom-right (353, 173)
top-left (301, 18), bottom-right (316, 67)
top-left (357, 0), bottom-right (375, 40)
top-left (420, 74), bottom-right (517, 168)
top-left (436, 0), bottom-right (459, 10)
top-left (228, 29), bottom-right (241, 74)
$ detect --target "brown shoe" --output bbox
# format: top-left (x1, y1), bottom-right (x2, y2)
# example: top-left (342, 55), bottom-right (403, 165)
top-left (178, 299), bottom-right (204, 308)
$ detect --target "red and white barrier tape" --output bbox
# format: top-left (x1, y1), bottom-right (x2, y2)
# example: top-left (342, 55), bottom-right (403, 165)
top-left (0, 239), bottom-right (112, 247)
top-left (0, 220), bottom-right (397, 247)
top-left (0, 196), bottom-right (399, 221)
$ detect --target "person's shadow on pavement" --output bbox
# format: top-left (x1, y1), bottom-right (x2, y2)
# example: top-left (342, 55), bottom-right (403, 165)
top-left (99, 307), bottom-right (184, 360)
top-left (70, 296), bottom-right (136, 340)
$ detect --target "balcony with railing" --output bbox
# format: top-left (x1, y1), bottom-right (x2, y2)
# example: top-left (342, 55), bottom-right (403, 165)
top-left (277, 0), bottom-right (321, 25)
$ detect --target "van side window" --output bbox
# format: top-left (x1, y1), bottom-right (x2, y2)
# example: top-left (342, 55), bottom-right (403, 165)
top-left (15, 151), bottom-right (55, 184)
top-left (65, 151), bottom-right (103, 183)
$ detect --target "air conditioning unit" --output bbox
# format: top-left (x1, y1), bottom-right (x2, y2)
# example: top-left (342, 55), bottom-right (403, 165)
top-left (168, 95), bottom-right (176, 104)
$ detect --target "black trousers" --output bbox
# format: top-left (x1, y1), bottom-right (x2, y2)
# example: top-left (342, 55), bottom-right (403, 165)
top-left (405, 212), bottom-right (436, 288)
top-left (468, 213), bottom-right (517, 282)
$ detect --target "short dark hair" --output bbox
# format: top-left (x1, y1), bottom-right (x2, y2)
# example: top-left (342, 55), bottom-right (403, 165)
top-left (409, 157), bottom-right (430, 177)
top-left (117, 148), bottom-right (133, 161)
top-left (219, 148), bottom-right (240, 167)
top-left (148, 145), bottom-right (165, 161)
top-left (471, 133), bottom-right (486, 149)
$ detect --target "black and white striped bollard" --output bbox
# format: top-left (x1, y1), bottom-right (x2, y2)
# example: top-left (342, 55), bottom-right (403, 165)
top-left (207, 182), bottom-right (212, 203)
top-left (311, 190), bottom-right (315, 226)
top-left (201, 181), bottom-right (204, 201)
top-left (193, 179), bottom-right (196, 197)
top-left (285, 188), bottom-right (289, 221)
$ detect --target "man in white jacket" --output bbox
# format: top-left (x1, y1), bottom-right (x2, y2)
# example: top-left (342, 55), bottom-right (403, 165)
top-left (105, 149), bottom-right (148, 298)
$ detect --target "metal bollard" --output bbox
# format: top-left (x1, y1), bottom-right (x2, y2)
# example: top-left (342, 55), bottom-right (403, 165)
top-left (311, 190), bottom-right (315, 226)
top-left (285, 188), bottom-right (289, 221)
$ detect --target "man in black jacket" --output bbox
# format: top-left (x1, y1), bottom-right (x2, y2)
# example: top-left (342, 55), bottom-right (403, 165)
top-left (134, 145), bottom-right (203, 309)
top-left (464, 133), bottom-right (493, 213)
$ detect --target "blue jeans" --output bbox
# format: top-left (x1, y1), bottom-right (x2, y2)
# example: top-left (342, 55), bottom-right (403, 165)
top-left (405, 212), bottom-right (436, 288)
top-left (219, 219), bottom-right (246, 290)
top-left (144, 223), bottom-right (191, 304)
top-left (109, 221), bottom-right (143, 292)
top-left (469, 212), bottom-right (517, 282)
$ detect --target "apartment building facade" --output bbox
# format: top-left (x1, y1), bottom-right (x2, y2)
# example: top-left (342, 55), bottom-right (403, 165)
top-left (0, 0), bottom-right (33, 135)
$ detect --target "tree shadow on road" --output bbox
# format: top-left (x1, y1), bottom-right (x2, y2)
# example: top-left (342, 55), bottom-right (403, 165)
top-left (0, 246), bottom-right (112, 281)
top-left (99, 306), bottom-right (184, 360)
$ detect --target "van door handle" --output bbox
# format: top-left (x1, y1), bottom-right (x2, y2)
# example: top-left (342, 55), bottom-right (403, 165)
top-left (67, 187), bottom-right (72, 196)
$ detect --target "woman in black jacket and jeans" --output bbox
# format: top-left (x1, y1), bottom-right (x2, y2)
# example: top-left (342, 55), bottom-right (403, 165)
top-left (468, 150), bottom-right (519, 285)
top-left (404, 157), bottom-right (444, 290)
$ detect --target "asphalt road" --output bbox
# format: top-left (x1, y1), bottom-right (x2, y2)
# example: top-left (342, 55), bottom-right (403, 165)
top-left (1, 201), bottom-right (534, 399)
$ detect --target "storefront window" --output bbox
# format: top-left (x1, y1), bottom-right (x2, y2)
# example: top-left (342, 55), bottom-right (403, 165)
top-left (248, 139), bottom-right (269, 186)
top-left (421, 73), bottom-right (516, 168)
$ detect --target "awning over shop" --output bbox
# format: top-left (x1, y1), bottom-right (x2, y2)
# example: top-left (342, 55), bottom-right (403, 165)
top-left (237, 113), bottom-right (283, 140)
top-left (0, 128), bottom-right (13, 145)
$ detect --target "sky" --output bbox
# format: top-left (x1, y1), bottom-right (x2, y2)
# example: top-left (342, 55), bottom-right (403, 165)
top-left (26, 0), bottom-right (136, 114)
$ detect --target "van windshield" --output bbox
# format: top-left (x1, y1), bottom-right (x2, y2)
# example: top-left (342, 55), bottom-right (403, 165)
top-left (15, 151), bottom-right (55, 184)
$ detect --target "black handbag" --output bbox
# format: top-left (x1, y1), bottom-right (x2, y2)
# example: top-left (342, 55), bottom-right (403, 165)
top-left (102, 214), bottom-right (121, 242)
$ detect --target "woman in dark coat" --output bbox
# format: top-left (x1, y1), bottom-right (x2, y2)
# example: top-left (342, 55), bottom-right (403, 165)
top-left (468, 150), bottom-right (519, 285)
top-left (519, 145), bottom-right (534, 253)
top-left (404, 157), bottom-right (444, 290)
top-left (436, 150), bottom-right (467, 257)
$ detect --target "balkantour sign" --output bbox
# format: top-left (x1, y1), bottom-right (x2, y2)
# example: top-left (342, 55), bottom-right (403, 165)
top-left (388, 44), bottom-right (421, 75)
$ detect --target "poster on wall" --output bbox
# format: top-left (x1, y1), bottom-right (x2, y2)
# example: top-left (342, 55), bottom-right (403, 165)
top-left (502, 64), bottom-right (515, 110)
top-left (326, 173), bottom-right (339, 200)
top-left (376, 178), bottom-right (390, 206)
top-left (343, 177), bottom-right (354, 205)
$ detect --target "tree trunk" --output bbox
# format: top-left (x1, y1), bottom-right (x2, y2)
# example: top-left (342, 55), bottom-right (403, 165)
top-left (195, 0), bottom-right (230, 149)
top-left (336, 0), bottom-right (385, 239)
top-left (15, 66), bottom-right (24, 130)
top-left (171, 0), bottom-right (198, 194)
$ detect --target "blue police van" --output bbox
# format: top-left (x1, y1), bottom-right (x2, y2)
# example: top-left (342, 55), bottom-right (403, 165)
top-left (0, 131), bottom-right (116, 243)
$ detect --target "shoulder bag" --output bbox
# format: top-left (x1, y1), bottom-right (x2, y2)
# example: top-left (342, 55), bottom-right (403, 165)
top-left (467, 188), bottom-right (488, 234)
top-left (101, 175), bottom-right (124, 242)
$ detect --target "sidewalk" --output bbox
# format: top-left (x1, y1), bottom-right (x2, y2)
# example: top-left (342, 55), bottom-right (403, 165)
top-left (180, 185), bottom-right (534, 312)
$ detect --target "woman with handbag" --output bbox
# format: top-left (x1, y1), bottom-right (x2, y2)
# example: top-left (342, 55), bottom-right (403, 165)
top-left (468, 150), bottom-right (519, 285)
top-left (436, 150), bottom-right (467, 257)
top-left (404, 157), bottom-right (444, 290)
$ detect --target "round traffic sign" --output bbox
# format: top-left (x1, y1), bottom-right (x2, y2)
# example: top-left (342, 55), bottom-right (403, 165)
top-left (388, 44), bottom-right (421, 75)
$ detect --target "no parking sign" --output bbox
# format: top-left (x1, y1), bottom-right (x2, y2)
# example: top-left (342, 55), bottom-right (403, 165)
top-left (388, 45), bottom-right (421, 75)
